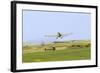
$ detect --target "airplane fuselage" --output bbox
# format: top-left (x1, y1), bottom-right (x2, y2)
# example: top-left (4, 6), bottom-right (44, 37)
top-left (45, 32), bottom-right (72, 39)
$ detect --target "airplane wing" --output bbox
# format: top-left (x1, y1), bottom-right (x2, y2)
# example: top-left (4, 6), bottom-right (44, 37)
top-left (62, 33), bottom-right (73, 36)
top-left (45, 35), bottom-right (57, 37)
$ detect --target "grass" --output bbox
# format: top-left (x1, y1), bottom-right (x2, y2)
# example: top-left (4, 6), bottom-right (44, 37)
top-left (22, 47), bottom-right (90, 63)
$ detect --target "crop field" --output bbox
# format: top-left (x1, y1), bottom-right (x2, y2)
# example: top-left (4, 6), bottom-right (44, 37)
top-left (22, 40), bottom-right (91, 63)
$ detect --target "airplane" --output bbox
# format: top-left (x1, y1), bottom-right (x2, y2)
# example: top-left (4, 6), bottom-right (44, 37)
top-left (45, 32), bottom-right (72, 39)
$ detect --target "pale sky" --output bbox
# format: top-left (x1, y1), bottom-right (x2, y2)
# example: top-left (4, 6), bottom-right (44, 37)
top-left (23, 10), bottom-right (91, 43)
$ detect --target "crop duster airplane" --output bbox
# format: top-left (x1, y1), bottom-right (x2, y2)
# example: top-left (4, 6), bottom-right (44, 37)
top-left (45, 32), bottom-right (72, 39)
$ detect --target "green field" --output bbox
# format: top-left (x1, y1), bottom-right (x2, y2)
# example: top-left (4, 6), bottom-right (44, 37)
top-left (22, 40), bottom-right (91, 63)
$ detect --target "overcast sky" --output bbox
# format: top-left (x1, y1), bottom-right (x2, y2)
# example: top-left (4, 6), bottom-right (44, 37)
top-left (23, 10), bottom-right (91, 43)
